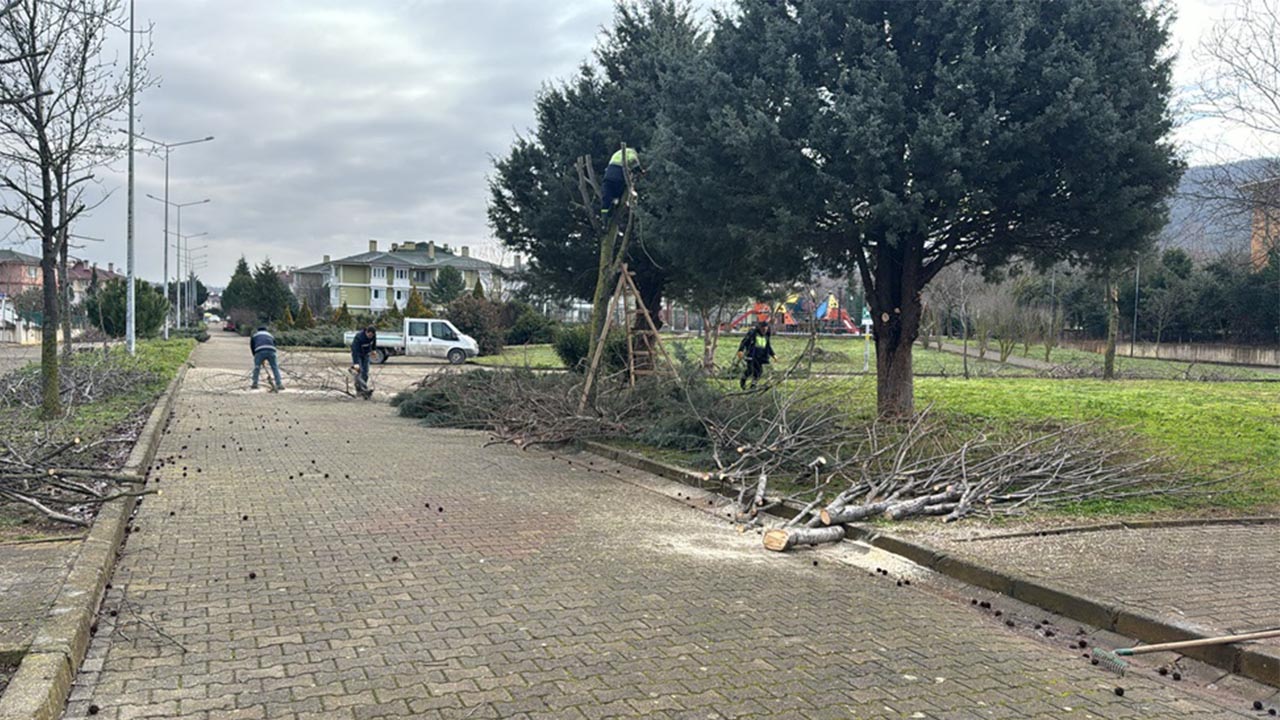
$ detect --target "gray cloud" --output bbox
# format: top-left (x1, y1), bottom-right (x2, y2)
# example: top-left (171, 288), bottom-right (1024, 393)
top-left (59, 0), bottom-right (618, 285)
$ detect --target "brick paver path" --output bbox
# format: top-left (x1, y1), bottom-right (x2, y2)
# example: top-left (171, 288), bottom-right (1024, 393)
top-left (63, 337), bottom-right (1254, 718)
top-left (933, 524), bottom-right (1280, 648)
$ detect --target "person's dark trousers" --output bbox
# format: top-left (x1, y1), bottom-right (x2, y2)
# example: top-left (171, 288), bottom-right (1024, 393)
top-left (356, 355), bottom-right (370, 386)
top-left (252, 349), bottom-right (283, 388)
top-left (600, 164), bottom-right (626, 218)
top-left (740, 358), bottom-right (763, 389)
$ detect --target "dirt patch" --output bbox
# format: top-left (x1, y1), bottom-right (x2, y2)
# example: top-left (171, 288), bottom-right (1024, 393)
top-left (0, 506), bottom-right (83, 544)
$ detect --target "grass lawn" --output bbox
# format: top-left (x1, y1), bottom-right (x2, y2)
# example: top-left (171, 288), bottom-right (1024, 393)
top-left (1017, 345), bottom-right (1280, 381)
top-left (819, 376), bottom-right (1280, 513)
top-left (479, 335), bottom-right (1034, 377)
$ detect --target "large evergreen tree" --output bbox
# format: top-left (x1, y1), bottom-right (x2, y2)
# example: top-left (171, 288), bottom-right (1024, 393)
top-left (718, 0), bottom-right (1182, 414)
top-left (222, 257), bottom-right (255, 312)
top-left (428, 266), bottom-right (467, 306)
top-left (252, 259), bottom-right (296, 323)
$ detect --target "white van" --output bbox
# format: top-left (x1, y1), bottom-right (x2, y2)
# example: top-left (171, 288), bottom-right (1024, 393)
top-left (343, 318), bottom-right (479, 365)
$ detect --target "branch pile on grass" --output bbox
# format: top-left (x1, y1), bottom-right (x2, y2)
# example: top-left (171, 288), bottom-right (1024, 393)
top-left (393, 368), bottom-right (645, 447)
top-left (391, 368), bottom-right (1215, 544)
top-left (0, 435), bottom-right (148, 526)
top-left (0, 349), bottom-right (157, 411)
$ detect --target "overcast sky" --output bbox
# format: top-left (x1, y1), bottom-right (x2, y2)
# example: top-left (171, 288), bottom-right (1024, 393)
top-left (3, 0), bottom-right (1260, 287)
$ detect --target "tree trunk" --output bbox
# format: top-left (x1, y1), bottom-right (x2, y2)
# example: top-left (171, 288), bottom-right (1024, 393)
top-left (58, 192), bottom-right (71, 359)
top-left (40, 227), bottom-right (60, 419)
top-left (873, 298), bottom-right (921, 417)
top-left (587, 220), bottom-right (622, 360)
top-left (1104, 275), bottom-right (1119, 380)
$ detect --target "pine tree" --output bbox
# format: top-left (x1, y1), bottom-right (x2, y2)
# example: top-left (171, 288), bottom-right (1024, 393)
top-left (403, 289), bottom-right (431, 318)
top-left (471, 277), bottom-right (486, 299)
top-left (332, 301), bottom-right (353, 328)
top-left (428, 266), bottom-right (466, 306)
top-left (296, 299), bottom-right (316, 329)
top-left (222, 257), bottom-right (255, 311)
top-left (279, 305), bottom-right (295, 330)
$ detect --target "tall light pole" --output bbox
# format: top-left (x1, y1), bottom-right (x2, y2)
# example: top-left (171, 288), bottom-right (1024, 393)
top-left (125, 0), bottom-right (135, 354)
top-left (147, 196), bottom-right (209, 328)
top-left (130, 132), bottom-right (214, 338)
top-left (174, 234), bottom-right (207, 326)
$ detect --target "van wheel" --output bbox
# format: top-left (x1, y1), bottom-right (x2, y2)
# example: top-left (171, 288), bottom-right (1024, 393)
top-left (447, 349), bottom-right (466, 365)
top-left (373, 348), bottom-right (389, 364)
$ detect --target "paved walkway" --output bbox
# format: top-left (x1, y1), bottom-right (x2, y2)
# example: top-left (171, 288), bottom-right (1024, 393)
top-left (0, 540), bottom-right (79, 657)
top-left (925, 523), bottom-right (1280, 649)
top-left (62, 336), bottom-right (1257, 718)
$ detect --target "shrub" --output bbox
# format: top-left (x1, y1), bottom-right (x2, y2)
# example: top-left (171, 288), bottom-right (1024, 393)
top-left (505, 306), bottom-right (557, 345)
top-left (85, 278), bottom-right (167, 338)
top-left (446, 296), bottom-right (503, 355)
top-left (552, 324), bottom-right (627, 372)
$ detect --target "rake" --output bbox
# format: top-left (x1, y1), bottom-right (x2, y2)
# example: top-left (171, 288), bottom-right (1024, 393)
top-left (1092, 627), bottom-right (1280, 675)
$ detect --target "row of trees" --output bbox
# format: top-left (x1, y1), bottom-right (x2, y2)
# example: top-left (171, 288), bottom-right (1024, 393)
top-left (490, 0), bottom-right (1183, 415)
top-left (0, 0), bottom-right (152, 418)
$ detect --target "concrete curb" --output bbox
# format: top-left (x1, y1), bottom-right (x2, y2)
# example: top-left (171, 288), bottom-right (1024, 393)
top-left (580, 440), bottom-right (1280, 689)
top-left (0, 364), bottom-right (188, 720)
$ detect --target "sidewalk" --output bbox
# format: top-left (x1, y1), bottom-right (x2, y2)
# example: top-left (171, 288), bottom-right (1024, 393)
top-left (57, 335), bottom-right (1261, 718)
top-left (888, 519), bottom-right (1280, 681)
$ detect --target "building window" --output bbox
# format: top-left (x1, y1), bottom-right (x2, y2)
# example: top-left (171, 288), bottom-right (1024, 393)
top-left (413, 270), bottom-right (429, 283)
top-left (373, 267), bottom-right (386, 280)
top-left (395, 268), bottom-right (407, 281)
top-left (26, 266), bottom-right (37, 278)
top-left (394, 289), bottom-right (404, 303)
top-left (372, 289), bottom-right (382, 300)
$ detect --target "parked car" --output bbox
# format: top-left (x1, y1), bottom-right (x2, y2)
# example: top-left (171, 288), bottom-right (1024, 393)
top-left (343, 318), bottom-right (478, 365)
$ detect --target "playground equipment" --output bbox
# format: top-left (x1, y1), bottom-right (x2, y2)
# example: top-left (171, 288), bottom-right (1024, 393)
top-left (725, 293), bottom-right (860, 334)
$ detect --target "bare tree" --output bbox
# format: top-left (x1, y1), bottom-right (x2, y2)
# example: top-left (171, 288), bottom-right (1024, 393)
top-left (1189, 0), bottom-right (1280, 269)
top-left (0, 0), bottom-right (147, 418)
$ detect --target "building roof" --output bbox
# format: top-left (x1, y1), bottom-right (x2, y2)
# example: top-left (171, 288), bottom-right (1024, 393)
top-left (0, 249), bottom-right (40, 265)
top-left (295, 242), bottom-right (499, 275)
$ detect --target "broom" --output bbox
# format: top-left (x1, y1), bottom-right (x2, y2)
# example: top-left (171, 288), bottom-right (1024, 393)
top-left (1092, 627), bottom-right (1280, 676)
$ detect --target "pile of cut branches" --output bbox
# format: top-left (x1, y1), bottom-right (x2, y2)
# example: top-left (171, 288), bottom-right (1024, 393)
top-left (0, 434), bottom-right (148, 526)
top-left (394, 369), bottom-right (647, 447)
top-left (391, 367), bottom-right (1217, 538)
top-left (0, 349), bottom-right (157, 411)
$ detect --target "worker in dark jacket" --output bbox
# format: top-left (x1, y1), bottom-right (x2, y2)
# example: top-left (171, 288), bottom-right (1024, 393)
top-left (736, 319), bottom-right (776, 390)
top-left (250, 326), bottom-right (284, 390)
top-left (350, 325), bottom-right (377, 387)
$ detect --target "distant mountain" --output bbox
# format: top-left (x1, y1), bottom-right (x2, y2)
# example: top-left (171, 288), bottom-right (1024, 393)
top-left (1159, 158), bottom-right (1276, 258)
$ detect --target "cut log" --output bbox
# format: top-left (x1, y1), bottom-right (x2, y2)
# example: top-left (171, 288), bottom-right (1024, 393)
top-left (821, 500), bottom-right (894, 525)
top-left (752, 473), bottom-right (768, 507)
top-left (884, 489), bottom-right (962, 520)
top-left (762, 526), bottom-right (845, 552)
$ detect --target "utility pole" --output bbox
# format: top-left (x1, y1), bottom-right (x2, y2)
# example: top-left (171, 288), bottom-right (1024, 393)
top-left (132, 133), bottom-right (214, 338)
top-left (1131, 262), bottom-right (1140, 357)
top-left (125, 0), bottom-right (136, 354)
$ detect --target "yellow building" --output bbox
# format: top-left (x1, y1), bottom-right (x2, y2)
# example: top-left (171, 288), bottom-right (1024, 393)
top-left (293, 240), bottom-right (502, 313)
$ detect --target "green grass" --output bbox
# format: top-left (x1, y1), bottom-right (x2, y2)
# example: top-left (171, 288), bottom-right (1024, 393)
top-left (1018, 345), bottom-right (1280, 381)
top-left (477, 335), bottom-right (1034, 377)
top-left (816, 376), bottom-right (1280, 512)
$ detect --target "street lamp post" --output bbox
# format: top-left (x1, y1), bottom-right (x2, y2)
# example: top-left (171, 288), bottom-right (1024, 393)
top-left (126, 0), bottom-right (135, 354)
top-left (131, 133), bottom-right (214, 338)
top-left (147, 196), bottom-right (209, 329)
top-left (174, 234), bottom-right (207, 327)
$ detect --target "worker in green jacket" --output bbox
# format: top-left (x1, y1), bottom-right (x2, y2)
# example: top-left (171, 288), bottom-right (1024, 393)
top-left (601, 147), bottom-right (644, 220)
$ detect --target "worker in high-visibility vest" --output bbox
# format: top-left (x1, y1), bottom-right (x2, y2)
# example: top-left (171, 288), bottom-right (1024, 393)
top-left (600, 147), bottom-right (644, 221)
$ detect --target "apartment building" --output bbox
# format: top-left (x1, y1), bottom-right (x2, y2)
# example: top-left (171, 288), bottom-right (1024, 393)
top-left (292, 240), bottom-right (502, 313)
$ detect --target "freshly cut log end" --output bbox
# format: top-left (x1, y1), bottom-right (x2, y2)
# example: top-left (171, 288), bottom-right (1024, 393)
top-left (763, 526), bottom-right (844, 552)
